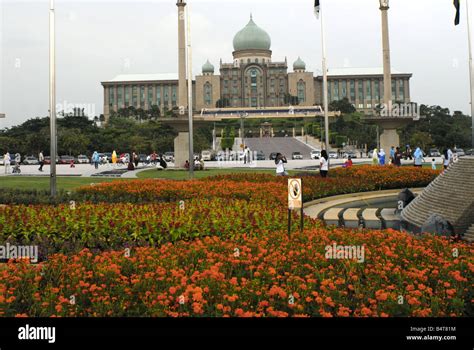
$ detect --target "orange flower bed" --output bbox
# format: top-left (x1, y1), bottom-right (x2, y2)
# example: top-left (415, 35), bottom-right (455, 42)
top-left (1, 228), bottom-right (471, 317)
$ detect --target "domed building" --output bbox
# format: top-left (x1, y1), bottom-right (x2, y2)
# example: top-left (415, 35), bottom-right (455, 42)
top-left (102, 13), bottom-right (412, 120)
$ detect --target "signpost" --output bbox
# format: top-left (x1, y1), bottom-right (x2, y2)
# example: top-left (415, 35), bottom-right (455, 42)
top-left (288, 178), bottom-right (303, 236)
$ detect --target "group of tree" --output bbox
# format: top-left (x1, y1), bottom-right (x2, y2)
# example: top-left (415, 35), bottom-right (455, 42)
top-left (0, 112), bottom-right (213, 157)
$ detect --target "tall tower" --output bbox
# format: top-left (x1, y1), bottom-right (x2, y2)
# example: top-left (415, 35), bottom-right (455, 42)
top-left (177, 0), bottom-right (188, 110)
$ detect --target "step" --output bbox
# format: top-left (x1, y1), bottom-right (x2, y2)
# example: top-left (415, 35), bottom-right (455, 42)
top-left (362, 208), bottom-right (382, 229)
top-left (323, 208), bottom-right (344, 227)
top-left (380, 208), bottom-right (401, 230)
top-left (342, 208), bottom-right (361, 229)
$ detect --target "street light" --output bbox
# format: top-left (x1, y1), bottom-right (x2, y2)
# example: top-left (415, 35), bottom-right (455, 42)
top-left (379, 0), bottom-right (389, 10)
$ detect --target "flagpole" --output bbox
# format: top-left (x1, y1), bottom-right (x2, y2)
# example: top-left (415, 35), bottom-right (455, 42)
top-left (49, 0), bottom-right (57, 197)
top-left (320, 4), bottom-right (330, 154)
top-left (186, 4), bottom-right (194, 178)
top-left (467, 0), bottom-right (474, 149)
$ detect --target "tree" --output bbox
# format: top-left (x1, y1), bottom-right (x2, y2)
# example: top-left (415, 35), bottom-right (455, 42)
top-left (216, 98), bottom-right (230, 108)
top-left (329, 98), bottom-right (356, 114)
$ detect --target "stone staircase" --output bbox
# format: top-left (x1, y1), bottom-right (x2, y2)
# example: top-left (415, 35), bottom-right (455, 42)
top-left (401, 157), bottom-right (474, 241)
top-left (464, 224), bottom-right (474, 243)
top-left (321, 207), bottom-right (401, 230)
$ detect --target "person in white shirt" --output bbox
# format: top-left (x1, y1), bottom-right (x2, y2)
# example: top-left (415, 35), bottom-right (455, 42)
top-left (3, 152), bottom-right (11, 174)
top-left (320, 150), bottom-right (329, 178)
top-left (275, 153), bottom-right (288, 176)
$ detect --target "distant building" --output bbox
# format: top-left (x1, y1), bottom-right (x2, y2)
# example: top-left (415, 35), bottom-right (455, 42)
top-left (101, 15), bottom-right (412, 120)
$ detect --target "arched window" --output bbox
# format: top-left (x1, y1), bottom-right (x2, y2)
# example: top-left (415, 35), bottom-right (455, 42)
top-left (297, 80), bottom-right (306, 103)
top-left (204, 82), bottom-right (212, 106)
top-left (244, 67), bottom-right (263, 107)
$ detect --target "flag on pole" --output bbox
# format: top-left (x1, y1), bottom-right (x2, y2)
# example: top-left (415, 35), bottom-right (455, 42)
top-left (454, 0), bottom-right (461, 25)
top-left (314, 0), bottom-right (320, 19)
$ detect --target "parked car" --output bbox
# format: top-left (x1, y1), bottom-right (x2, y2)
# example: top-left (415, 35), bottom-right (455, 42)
top-left (44, 156), bottom-right (59, 164)
top-left (329, 151), bottom-right (338, 159)
top-left (269, 152), bottom-right (278, 161)
top-left (77, 155), bottom-right (90, 164)
top-left (310, 150), bottom-right (321, 160)
top-left (343, 151), bottom-right (357, 159)
top-left (465, 149), bottom-right (474, 156)
top-left (22, 156), bottom-right (39, 165)
top-left (429, 148), bottom-right (441, 157)
top-left (59, 155), bottom-right (75, 164)
top-left (256, 150), bottom-right (265, 160)
top-left (1, 153), bottom-right (20, 165)
top-left (164, 152), bottom-right (174, 162)
top-left (292, 152), bottom-right (303, 160)
top-left (118, 153), bottom-right (130, 164)
top-left (138, 154), bottom-right (148, 163)
top-left (201, 150), bottom-right (215, 161)
top-left (453, 148), bottom-right (465, 157)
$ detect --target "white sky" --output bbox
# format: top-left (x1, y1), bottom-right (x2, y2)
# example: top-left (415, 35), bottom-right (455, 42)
top-left (0, 0), bottom-right (472, 128)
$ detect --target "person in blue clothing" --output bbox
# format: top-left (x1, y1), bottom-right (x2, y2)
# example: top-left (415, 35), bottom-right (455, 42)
top-left (378, 149), bottom-right (386, 165)
top-left (389, 146), bottom-right (395, 164)
top-left (92, 151), bottom-right (100, 169)
top-left (413, 147), bottom-right (424, 168)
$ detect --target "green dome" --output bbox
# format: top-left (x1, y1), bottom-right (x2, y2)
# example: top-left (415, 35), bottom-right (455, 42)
top-left (202, 59), bottom-right (214, 74)
top-left (233, 15), bottom-right (271, 51)
top-left (293, 57), bottom-right (306, 71)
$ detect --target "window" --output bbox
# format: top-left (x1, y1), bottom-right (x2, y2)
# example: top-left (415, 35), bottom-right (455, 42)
top-left (327, 81), bottom-right (332, 102)
top-left (147, 86), bottom-right (153, 108)
top-left (392, 80), bottom-right (397, 100)
top-left (140, 86), bottom-right (145, 106)
top-left (374, 80), bottom-right (380, 101)
top-left (350, 80), bottom-right (355, 102)
top-left (341, 80), bottom-right (347, 99)
top-left (156, 86), bottom-right (161, 106)
top-left (172, 86), bottom-right (177, 107)
top-left (109, 86), bottom-right (114, 107)
top-left (358, 81), bottom-right (364, 102)
top-left (117, 86), bottom-right (123, 107)
top-left (132, 86), bottom-right (138, 107)
top-left (297, 80), bottom-right (306, 103)
top-left (164, 86), bottom-right (169, 107)
top-left (125, 86), bottom-right (130, 107)
top-left (366, 80), bottom-right (372, 101)
top-left (204, 82), bottom-right (212, 106)
top-left (399, 80), bottom-right (405, 100)
top-left (333, 81), bottom-right (339, 101)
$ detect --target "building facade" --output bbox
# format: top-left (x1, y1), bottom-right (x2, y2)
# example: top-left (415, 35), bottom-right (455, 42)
top-left (102, 15), bottom-right (412, 120)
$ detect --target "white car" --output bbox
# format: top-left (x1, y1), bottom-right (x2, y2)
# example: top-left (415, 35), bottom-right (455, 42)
top-left (77, 155), bottom-right (90, 164)
top-left (311, 150), bottom-right (321, 159)
top-left (329, 151), bottom-right (338, 159)
top-left (23, 156), bottom-right (39, 165)
top-left (201, 150), bottom-right (214, 161)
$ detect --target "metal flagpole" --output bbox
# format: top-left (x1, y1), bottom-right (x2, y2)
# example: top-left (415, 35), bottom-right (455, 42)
top-left (186, 4), bottom-right (194, 178)
top-left (467, 0), bottom-right (474, 149)
top-left (49, 0), bottom-right (57, 197)
top-left (320, 3), bottom-right (330, 155)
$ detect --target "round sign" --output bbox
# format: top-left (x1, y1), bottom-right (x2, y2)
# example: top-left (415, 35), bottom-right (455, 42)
top-left (289, 179), bottom-right (301, 199)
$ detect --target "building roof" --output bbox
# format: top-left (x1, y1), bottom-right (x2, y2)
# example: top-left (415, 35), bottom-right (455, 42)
top-left (202, 59), bottom-right (215, 74)
top-left (326, 67), bottom-right (410, 76)
top-left (293, 57), bottom-right (306, 71)
top-left (103, 73), bottom-right (179, 83)
top-left (233, 15), bottom-right (271, 51)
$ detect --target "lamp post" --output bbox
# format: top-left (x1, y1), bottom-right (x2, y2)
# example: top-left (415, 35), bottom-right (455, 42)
top-left (380, 0), bottom-right (392, 110)
top-left (49, 0), bottom-right (57, 197)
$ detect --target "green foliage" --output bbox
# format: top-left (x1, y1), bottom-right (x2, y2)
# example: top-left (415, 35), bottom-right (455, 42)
top-left (329, 98), bottom-right (356, 114)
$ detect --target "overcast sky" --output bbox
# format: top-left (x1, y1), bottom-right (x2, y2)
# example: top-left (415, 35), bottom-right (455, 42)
top-left (0, 0), bottom-right (472, 128)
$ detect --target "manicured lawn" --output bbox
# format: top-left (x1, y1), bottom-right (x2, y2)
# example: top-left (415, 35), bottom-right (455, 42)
top-left (0, 177), bottom-right (123, 191)
top-left (137, 168), bottom-right (279, 180)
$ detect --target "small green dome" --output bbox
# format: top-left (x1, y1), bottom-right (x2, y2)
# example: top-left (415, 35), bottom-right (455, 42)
top-left (233, 15), bottom-right (271, 51)
top-left (202, 59), bottom-right (214, 74)
top-left (293, 57), bottom-right (306, 71)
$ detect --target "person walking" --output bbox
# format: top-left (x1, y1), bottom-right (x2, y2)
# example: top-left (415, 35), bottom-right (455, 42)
top-left (431, 158), bottom-right (437, 170)
top-left (320, 150), bottom-right (329, 178)
top-left (275, 153), bottom-right (288, 176)
top-left (92, 151), bottom-right (100, 169)
top-left (378, 149), bottom-right (386, 166)
top-left (38, 151), bottom-right (45, 172)
top-left (442, 149), bottom-right (450, 170)
top-left (133, 152), bottom-right (139, 168)
top-left (413, 147), bottom-right (424, 168)
top-left (372, 148), bottom-right (379, 165)
top-left (389, 146), bottom-right (395, 165)
top-left (3, 152), bottom-right (11, 174)
top-left (394, 147), bottom-right (402, 167)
